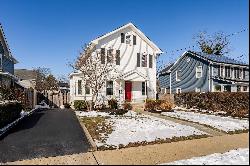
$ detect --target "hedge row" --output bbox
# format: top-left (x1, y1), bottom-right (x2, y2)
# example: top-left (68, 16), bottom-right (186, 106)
top-left (0, 102), bottom-right (23, 128)
top-left (174, 92), bottom-right (249, 118)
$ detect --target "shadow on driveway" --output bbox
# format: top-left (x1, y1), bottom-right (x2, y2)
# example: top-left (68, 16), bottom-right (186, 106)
top-left (0, 109), bottom-right (91, 163)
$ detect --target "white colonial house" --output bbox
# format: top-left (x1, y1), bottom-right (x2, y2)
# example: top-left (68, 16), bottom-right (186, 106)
top-left (70, 23), bottom-right (163, 105)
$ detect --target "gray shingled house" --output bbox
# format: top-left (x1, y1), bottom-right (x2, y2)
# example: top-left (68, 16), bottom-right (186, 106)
top-left (0, 24), bottom-right (18, 87)
top-left (159, 51), bottom-right (249, 94)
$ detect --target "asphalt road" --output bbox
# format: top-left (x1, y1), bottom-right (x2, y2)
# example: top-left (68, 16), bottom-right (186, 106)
top-left (0, 109), bottom-right (91, 163)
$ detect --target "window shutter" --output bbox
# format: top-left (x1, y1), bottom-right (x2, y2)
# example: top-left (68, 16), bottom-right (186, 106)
top-left (107, 49), bottom-right (113, 63)
top-left (121, 33), bottom-right (125, 43)
top-left (137, 53), bottom-right (140, 67)
top-left (116, 50), bottom-right (120, 65)
top-left (142, 54), bottom-right (147, 67)
top-left (133, 35), bottom-right (136, 45)
top-left (101, 48), bottom-right (105, 64)
top-left (149, 54), bottom-right (153, 68)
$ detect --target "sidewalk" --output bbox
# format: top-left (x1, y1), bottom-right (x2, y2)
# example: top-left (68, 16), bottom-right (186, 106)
top-left (6, 133), bottom-right (249, 165)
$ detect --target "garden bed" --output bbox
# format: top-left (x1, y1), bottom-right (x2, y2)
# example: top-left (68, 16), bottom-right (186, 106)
top-left (161, 110), bottom-right (249, 134)
top-left (76, 110), bottom-right (209, 150)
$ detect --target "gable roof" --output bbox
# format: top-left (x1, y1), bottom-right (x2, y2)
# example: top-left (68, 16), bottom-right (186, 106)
top-left (91, 22), bottom-right (163, 54)
top-left (160, 51), bottom-right (249, 74)
top-left (0, 23), bottom-right (18, 64)
top-left (14, 69), bottom-right (37, 80)
top-left (190, 51), bottom-right (248, 66)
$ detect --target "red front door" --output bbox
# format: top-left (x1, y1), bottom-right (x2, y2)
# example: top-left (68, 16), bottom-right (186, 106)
top-left (125, 81), bottom-right (132, 101)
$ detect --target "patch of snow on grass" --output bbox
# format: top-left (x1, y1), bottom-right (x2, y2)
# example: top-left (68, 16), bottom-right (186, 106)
top-left (162, 148), bottom-right (249, 165)
top-left (161, 110), bottom-right (249, 132)
top-left (75, 111), bottom-right (110, 117)
top-left (97, 111), bottom-right (207, 148)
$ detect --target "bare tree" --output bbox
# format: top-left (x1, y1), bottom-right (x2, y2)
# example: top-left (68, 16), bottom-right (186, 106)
top-left (34, 67), bottom-right (51, 93)
top-left (45, 74), bottom-right (59, 106)
top-left (194, 31), bottom-right (230, 55)
top-left (71, 43), bottom-right (118, 110)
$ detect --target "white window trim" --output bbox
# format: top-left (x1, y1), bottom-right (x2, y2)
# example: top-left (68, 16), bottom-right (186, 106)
top-left (176, 88), bottom-right (181, 94)
top-left (196, 66), bottom-right (203, 78)
top-left (176, 70), bottom-right (181, 81)
top-left (195, 87), bottom-right (201, 92)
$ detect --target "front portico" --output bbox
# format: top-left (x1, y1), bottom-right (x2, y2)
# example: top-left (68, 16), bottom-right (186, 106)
top-left (115, 70), bottom-right (148, 103)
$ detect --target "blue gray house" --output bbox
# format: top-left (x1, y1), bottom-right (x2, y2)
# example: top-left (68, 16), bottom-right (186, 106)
top-left (0, 24), bottom-right (18, 86)
top-left (159, 51), bottom-right (249, 94)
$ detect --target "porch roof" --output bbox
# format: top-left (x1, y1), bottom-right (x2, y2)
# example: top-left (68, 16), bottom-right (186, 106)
top-left (119, 70), bottom-right (148, 82)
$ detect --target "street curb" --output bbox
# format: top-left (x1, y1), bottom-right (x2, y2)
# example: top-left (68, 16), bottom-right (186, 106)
top-left (0, 108), bottom-right (39, 138)
top-left (77, 117), bottom-right (98, 152)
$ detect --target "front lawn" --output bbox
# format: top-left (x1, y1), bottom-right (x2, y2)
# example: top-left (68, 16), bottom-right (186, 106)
top-left (77, 110), bottom-right (209, 150)
top-left (161, 110), bottom-right (249, 134)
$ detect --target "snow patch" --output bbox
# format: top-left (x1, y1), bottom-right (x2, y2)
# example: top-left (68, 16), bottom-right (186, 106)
top-left (75, 111), bottom-right (110, 117)
top-left (96, 111), bottom-right (207, 148)
top-left (161, 110), bottom-right (249, 132)
top-left (162, 148), bottom-right (249, 165)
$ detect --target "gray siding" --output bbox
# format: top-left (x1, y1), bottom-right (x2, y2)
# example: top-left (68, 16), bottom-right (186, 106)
top-left (2, 55), bottom-right (14, 74)
top-left (159, 53), bottom-right (210, 93)
top-left (0, 40), bottom-right (14, 74)
top-left (159, 73), bottom-right (170, 88)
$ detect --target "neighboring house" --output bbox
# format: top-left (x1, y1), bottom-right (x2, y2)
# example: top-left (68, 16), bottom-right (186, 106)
top-left (159, 51), bottom-right (249, 94)
top-left (0, 23), bottom-right (18, 87)
top-left (14, 69), bottom-right (38, 108)
top-left (15, 69), bottom-right (70, 108)
top-left (70, 23), bottom-right (163, 104)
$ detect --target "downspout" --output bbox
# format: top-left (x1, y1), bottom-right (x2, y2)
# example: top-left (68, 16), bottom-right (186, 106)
top-left (208, 63), bottom-right (211, 92)
top-left (169, 72), bottom-right (172, 94)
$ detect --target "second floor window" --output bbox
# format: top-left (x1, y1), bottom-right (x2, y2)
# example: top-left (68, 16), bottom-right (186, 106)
top-left (176, 70), bottom-right (181, 81)
top-left (141, 54), bottom-right (147, 67)
top-left (101, 48), bottom-right (105, 64)
top-left (220, 66), bottom-right (224, 77)
top-left (225, 66), bottom-right (231, 78)
top-left (149, 54), bottom-right (153, 68)
top-left (234, 67), bottom-right (240, 79)
top-left (196, 66), bottom-right (202, 78)
top-left (107, 49), bottom-right (113, 63)
top-left (78, 80), bottom-right (82, 95)
top-left (116, 50), bottom-right (120, 65)
top-left (243, 68), bottom-right (246, 79)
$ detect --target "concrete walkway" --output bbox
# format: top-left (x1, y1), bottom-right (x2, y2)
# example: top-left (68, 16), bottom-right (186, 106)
top-left (142, 111), bottom-right (226, 136)
top-left (6, 133), bottom-right (249, 165)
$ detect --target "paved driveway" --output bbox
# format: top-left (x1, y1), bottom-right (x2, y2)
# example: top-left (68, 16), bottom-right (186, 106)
top-left (0, 109), bottom-right (91, 163)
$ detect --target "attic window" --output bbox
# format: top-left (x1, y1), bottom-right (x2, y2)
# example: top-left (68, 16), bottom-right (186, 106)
top-left (126, 35), bottom-right (131, 44)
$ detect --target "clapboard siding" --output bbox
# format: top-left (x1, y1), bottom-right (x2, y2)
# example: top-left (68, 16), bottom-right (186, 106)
top-left (169, 53), bottom-right (209, 93)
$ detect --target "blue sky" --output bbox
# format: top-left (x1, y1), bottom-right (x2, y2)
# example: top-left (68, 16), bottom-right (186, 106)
top-left (1, 0), bottom-right (249, 77)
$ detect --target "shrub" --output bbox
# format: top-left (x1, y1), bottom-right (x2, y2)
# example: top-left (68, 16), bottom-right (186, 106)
top-left (122, 102), bottom-right (133, 110)
top-left (144, 99), bottom-right (162, 111)
top-left (159, 101), bottom-right (174, 112)
top-left (74, 100), bottom-right (87, 111)
top-left (0, 102), bottom-right (23, 128)
top-left (108, 98), bottom-right (118, 109)
top-left (64, 103), bottom-right (71, 109)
